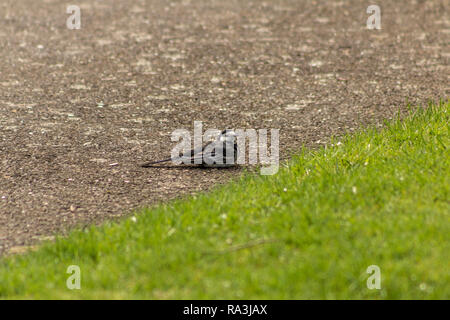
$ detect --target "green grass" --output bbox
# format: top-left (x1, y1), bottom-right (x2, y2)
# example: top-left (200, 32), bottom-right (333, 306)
top-left (1, 102), bottom-right (449, 299)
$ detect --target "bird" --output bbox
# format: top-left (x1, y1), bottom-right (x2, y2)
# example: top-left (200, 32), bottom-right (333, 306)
top-left (141, 129), bottom-right (238, 167)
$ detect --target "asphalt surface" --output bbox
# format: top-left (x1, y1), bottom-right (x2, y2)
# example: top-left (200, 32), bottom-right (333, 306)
top-left (0, 0), bottom-right (448, 254)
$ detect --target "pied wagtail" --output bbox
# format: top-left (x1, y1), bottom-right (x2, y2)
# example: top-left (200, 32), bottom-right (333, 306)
top-left (142, 129), bottom-right (238, 167)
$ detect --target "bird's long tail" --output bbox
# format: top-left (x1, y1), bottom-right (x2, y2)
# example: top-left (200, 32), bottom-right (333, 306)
top-left (141, 154), bottom-right (205, 167)
top-left (141, 157), bottom-right (173, 167)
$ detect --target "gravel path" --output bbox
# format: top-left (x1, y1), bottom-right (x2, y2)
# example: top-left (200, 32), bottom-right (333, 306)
top-left (0, 0), bottom-right (448, 254)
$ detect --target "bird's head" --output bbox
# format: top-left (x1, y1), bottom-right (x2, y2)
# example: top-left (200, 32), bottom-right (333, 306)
top-left (219, 129), bottom-right (237, 142)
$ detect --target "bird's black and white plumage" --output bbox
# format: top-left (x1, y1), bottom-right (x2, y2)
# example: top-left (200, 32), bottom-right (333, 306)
top-left (142, 129), bottom-right (238, 167)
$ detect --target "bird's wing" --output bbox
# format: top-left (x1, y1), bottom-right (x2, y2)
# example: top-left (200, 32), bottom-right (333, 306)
top-left (180, 130), bottom-right (226, 157)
